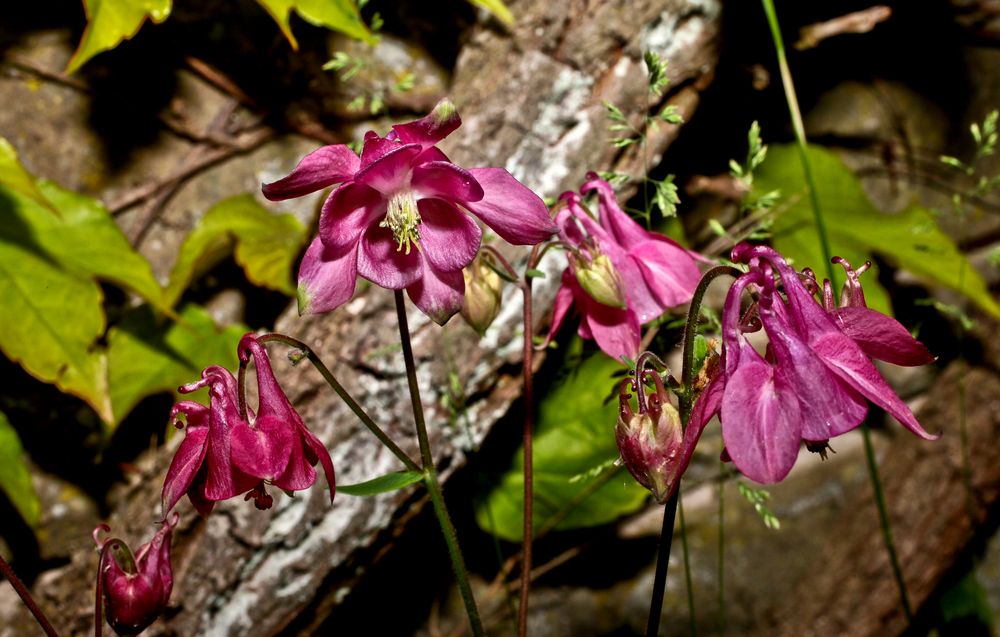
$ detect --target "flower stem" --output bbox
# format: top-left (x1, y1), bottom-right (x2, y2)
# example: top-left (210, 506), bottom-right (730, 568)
top-left (717, 461), bottom-right (726, 636)
top-left (0, 554), bottom-right (59, 637)
top-left (393, 291), bottom-right (484, 637)
top-left (861, 418), bottom-right (913, 621)
top-left (647, 265), bottom-right (739, 637)
top-left (518, 261), bottom-right (537, 637)
top-left (678, 490), bottom-right (698, 637)
top-left (255, 333), bottom-right (421, 473)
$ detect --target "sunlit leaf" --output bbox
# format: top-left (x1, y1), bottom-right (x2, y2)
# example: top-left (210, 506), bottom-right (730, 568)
top-left (0, 138), bottom-right (51, 212)
top-left (475, 350), bottom-right (647, 541)
top-left (107, 304), bottom-right (245, 427)
top-left (165, 194), bottom-right (307, 306)
top-left (757, 144), bottom-right (1000, 319)
top-left (67, 0), bottom-right (173, 74)
top-left (467, 0), bottom-right (514, 25)
top-left (0, 412), bottom-right (40, 528)
top-left (338, 470), bottom-right (424, 496)
top-left (254, 0), bottom-right (375, 49)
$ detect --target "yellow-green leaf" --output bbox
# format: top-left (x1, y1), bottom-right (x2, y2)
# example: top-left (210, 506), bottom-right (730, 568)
top-left (0, 412), bottom-right (40, 528)
top-left (67, 0), bottom-right (173, 74)
top-left (467, 0), bottom-right (514, 25)
top-left (107, 304), bottom-right (245, 427)
top-left (165, 194), bottom-right (306, 307)
top-left (254, 0), bottom-right (375, 49)
top-left (0, 138), bottom-right (51, 212)
top-left (475, 349), bottom-right (647, 541)
top-left (758, 144), bottom-right (1000, 319)
top-left (0, 218), bottom-right (111, 422)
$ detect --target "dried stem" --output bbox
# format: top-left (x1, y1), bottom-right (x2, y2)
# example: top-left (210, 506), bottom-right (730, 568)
top-left (0, 554), bottom-right (59, 637)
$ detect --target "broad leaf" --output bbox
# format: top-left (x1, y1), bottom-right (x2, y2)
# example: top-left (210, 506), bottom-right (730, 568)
top-left (0, 412), bottom-right (40, 528)
top-left (338, 470), bottom-right (424, 496)
top-left (255, 0), bottom-right (375, 49)
top-left (467, 0), bottom-right (514, 25)
top-left (475, 350), bottom-right (648, 541)
top-left (15, 182), bottom-right (164, 308)
top-left (0, 138), bottom-right (51, 211)
top-left (67, 0), bottom-right (172, 74)
top-left (107, 304), bottom-right (246, 426)
top-left (758, 144), bottom-right (1000, 319)
top-left (165, 194), bottom-right (306, 306)
top-left (0, 217), bottom-right (111, 422)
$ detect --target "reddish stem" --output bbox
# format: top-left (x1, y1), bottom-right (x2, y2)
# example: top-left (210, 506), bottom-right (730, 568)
top-left (0, 554), bottom-right (59, 637)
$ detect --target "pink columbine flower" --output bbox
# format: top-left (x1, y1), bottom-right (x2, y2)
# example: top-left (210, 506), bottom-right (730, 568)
top-left (545, 174), bottom-right (701, 360)
top-left (161, 335), bottom-right (335, 515)
top-left (263, 99), bottom-right (556, 324)
top-left (690, 244), bottom-right (936, 484)
top-left (94, 514), bottom-right (177, 636)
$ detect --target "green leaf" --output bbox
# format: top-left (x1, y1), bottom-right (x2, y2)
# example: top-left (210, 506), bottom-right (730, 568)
top-left (23, 182), bottom-right (164, 308)
top-left (106, 304), bottom-right (246, 427)
top-left (757, 144), bottom-right (1000, 319)
top-left (0, 213), bottom-right (110, 422)
top-left (475, 351), bottom-right (648, 541)
top-left (0, 138), bottom-right (52, 212)
top-left (466, 0), bottom-right (514, 25)
top-left (67, 0), bottom-right (172, 74)
top-left (165, 194), bottom-right (306, 307)
top-left (254, 0), bottom-right (375, 49)
top-left (338, 470), bottom-right (425, 496)
top-left (0, 412), bottom-right (40, 528)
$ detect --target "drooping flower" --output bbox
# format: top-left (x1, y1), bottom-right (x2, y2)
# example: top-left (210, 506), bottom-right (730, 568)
top-left (616, 357), bottom-right (706, 503)
top-left (545, 175), bottom-right (701, 360)
top-left (94, 514), bottom-right (177, 636)
top-left (263, 99), bottom-right (557, 324)
top-left (690, 244), bottom-right (937, 484)
top-left (161, 335), bottom-right (335, 515)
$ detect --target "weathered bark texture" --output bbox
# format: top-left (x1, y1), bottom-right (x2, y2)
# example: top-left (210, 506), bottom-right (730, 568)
top-left (0, 1), bottom-right (722, 635)
top-left (757, 325), bottom-right (1000, 637)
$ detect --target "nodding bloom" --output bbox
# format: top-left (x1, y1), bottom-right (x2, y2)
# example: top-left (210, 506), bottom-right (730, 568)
top-left (690, 244), bottom-right (937, 484)
top-left (545, 174), bottom-right (701, 361)
top-left (263, 99), bottom-right (557, 324)
top-left (161, 334), bottom-right (335, 516)
top-left (94, 514), bottom-right (177, 636)
top-left (616, 356), bottom-right (706, 503)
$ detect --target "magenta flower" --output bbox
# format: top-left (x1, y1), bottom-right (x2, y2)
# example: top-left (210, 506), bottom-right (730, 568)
top-left (161, 334), bottom-right (335, 515)
top-left (690, 244), bottom-right (936, 484)
top-left (94, 514), bottom-right (177, 636)
top-left (545, 175), bottom-right (701, 360)
top-left (263, 99), bottom-right (556, 324)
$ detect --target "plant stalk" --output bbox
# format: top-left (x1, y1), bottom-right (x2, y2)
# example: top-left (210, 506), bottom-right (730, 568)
top-left (678, 490), bottom-right (698, 637)
top-left (0, 554), bottom-right (59, 637)
top-left (518, 265), bottom-right (537, 637)
top-left (647, 493), bottom-right (679, 637)
top-left (393, 291), bottom-right (484, 637)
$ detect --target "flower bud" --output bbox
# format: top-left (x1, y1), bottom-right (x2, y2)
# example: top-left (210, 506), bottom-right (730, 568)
top-left (575, 253), bottom-right (627, 308)
top-left (460, 257), bottom-right (503, 335)
top-left (95, 514), bottom-right (177, 636)
top-left (615, 371), bottom-right (684, 503)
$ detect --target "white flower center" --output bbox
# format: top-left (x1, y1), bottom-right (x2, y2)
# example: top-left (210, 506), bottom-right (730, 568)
top-left (381, 190), bottom-right (421, 255)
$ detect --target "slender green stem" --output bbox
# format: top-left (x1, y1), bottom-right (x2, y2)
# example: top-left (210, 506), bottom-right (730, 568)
top-left (678, 490), bottom-right (698, 637)
top-left (759, 0), bottom-right (835, 285)
top-left (255, 333), bottom-right (421, 473)
top-left (717, 460), bottom-right (726, 636)
top-left (861, 418), bottom-right (913, 621)
top-left (646, 493), bottom-right (679, 637)
top-left (393, 291), bottom-right (484, 637)
top-left (0, 554), bottom-right (59, 637)
top-left (518, 259), bottom-right (538, 637)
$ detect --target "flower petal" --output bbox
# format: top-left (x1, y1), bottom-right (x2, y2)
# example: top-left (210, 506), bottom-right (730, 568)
top-left (689, 371), bottom-right (724, 434)
top-left (297, 237), bottom-right (359, 315)
top-left (357, 224), bottom-right (423, 289)
top-left (318, 182), bottom-right (383, 252)
top-left (272, 436), bottom-right (317, 492)
top-left (161, 423), bottom-right (208, 516)
top-left (417, 199), bottom-right (482, 272)
top-left (391, 99), bottom-right (461, 148)
top-left (359, 131), bottom-right (402, 169)
top-left (580, 291), bottom-right (640, 362)
top-left (831, 306), bottom-right (935, 366)
top-left (412, 161), bottom-right (484, 203)
top-left (355, 143), bottom-right (422, 193)
top-left (721, 357), bottom-right (802, 484)
top-left (630, 239), bottom-right (700, 309)
top-left (406, 264), bottom-right (464, 325)
top-left (542, 272), bottom-right (576, 348)
top-left (464, 168), bottom-right (557, 245)
top-left (262, 145), bottom-right (360, 201)
top-left (581, 173), bottom-right (649, 249)
top-left (299, 426), bottom-right (335, 503)
top-left (230, 416), bottom-right (295, 482)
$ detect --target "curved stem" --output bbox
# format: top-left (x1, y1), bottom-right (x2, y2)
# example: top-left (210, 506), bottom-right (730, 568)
top-left (0, 554), bottom-right (59, 637)
top-left (392, 292), bottom-right (484, 637)
top-left (255, 332), bottom-right (420, 473)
